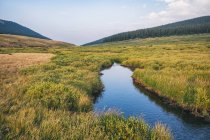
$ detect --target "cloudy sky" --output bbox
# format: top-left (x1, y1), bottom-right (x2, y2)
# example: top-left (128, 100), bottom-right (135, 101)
top-left (0, 0), bottom-right (210, 45)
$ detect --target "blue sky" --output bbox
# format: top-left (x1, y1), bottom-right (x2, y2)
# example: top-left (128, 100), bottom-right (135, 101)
top-left (0, 0), bottom-right (210, 45)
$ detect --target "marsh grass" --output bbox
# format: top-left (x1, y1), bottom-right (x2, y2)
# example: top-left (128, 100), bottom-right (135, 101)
top-left (1, 34), bottom-right (210, 139)
top-left (151, 122), bottom-right (172, 140)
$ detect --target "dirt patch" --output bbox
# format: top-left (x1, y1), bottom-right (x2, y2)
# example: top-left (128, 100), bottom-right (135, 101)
top-left (0, 53), bottom-right (54, 80)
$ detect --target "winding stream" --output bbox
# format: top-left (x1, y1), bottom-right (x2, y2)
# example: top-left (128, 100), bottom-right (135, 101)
top-left (94, 63), bottom-right (210, 140)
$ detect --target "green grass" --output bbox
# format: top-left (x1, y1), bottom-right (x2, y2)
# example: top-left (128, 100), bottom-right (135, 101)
top-left (2, 33), bottom-right (210, 139)
top-left (87, 34), bottom-right (210, 117)
top-left (0, 50), bottom-right (172, 139)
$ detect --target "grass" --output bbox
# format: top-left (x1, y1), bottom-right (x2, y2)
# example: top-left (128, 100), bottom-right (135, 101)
top-left (2, 33), bottom-right (210, 139)
top-left (0, 34), bottom-right (74, 48)
top-left (88, 34), bottom-right (210, 117)
top-left (0, 51), bottom-right (172, 139)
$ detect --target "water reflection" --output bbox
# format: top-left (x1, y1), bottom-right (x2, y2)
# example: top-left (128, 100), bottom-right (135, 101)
top-left (94, 63), bottom-right (210, 140)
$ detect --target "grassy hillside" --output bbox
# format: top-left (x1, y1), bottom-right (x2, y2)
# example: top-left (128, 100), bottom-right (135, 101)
top-left (0, 19), bottom-right (49, 39)
top-left (0, 35), bottom-right (172, 139)
top-left (85, 16), bottom-right (210, 45)
top-left (0, 34), bottom-right (75, 53)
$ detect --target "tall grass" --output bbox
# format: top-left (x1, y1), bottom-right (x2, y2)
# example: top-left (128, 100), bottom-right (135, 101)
top-left (0, 47), bottom-right (172, 139)
top-left (2, 33), bottom-right (210, 139)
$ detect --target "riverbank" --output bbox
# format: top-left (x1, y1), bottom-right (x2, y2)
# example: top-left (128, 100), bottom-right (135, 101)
top-left (1, 33), bottom-right (210, 139)
top-left (119, 62), bottom-right (210, 122)
top-left (132, 77), bottom-right (210, 122)
top-left (0, 35), bottom-right (172, 139)
top-left (95, 63), bottom-right (210, 139)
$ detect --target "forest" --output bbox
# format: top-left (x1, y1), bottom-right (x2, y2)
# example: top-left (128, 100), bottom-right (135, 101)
top-left (85, 16), bottom-right (210, 45)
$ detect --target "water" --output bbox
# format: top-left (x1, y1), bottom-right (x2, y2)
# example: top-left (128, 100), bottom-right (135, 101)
top-left (94, 63), bottom-right (210, 140)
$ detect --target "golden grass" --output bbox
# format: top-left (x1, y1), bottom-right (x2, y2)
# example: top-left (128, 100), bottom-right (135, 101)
top-left (0, 53), bottom-right (54, 69)
top-left (3, 34), bottom-right (210, 139)
top-left (0, 53), bottom-right (54, 81)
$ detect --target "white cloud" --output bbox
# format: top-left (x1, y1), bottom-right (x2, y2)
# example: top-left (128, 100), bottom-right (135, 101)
top-left (148, 0), bottom-right (210, 24)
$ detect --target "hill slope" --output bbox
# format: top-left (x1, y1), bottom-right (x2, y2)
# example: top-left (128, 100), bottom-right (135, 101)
top-left (0, 19), bottom-right (49, 39)
top-left (84, 16), bottom-right (210, 45)
top-left (0, 34), bottom-right (75, 48)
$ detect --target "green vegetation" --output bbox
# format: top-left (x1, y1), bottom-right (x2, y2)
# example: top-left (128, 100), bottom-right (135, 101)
top-left (0, 34), bottom-right (173, 139)
top-left (84, 33), bottom-right (210, 117)
top-left (1, 33), bottom-right (210, 139)
top-left (85, 16), bottom-right (210, 45)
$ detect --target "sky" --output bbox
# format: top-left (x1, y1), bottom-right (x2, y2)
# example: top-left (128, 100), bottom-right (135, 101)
top-left (0, 0), bottom-right (210, 45)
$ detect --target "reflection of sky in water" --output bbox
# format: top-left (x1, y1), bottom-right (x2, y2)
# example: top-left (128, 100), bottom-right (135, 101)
top-left (94, 63), bottom-right (210, 140)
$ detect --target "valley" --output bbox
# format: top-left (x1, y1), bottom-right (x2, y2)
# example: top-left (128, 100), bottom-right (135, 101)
top-left (0, 33), bottom-right (210, 139)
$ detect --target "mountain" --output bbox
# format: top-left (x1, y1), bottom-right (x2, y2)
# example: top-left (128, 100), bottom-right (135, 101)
top-left (84, 16), bottom-right (210, 46)
top-left (0, 19), bottom-right (50, 40)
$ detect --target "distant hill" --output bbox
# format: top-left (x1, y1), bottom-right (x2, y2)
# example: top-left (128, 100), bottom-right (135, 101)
top-left (0, 34), bottom-right (75, 48)
top-left (0, 19), bottom-right (50, 40)
top-left (84, 16), bottom-right (210, 45)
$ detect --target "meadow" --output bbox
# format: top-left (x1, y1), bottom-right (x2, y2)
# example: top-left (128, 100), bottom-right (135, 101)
top-left (1, 33), bottom-right (210, 139)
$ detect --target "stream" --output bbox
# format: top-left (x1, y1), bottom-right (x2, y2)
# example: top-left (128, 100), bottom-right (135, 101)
top-left (94, 63), bottom-right (210, 140)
